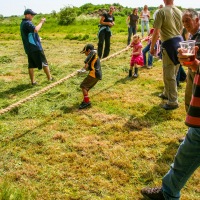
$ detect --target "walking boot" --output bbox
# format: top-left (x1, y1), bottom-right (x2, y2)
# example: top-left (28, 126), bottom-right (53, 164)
top-left (133, 67), bottom-right (138, 78)
top-left (129, 70), bottom-right (132, 77)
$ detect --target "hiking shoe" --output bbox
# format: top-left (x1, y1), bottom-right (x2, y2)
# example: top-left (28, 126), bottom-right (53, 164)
top-left (141, 187), bottom-right (165, 200)
top-left (162, 103), bottom-right (179, 110)
top-left (158, 93), bottom-right (168, 100)
top-left (79, 101), bottom-right (91, 109)
top-left (147, 65), bottom-right (152, 69)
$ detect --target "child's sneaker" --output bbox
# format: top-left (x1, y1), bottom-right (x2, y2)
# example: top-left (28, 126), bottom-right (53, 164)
top-left (79, 101), bottom-right (91, 109)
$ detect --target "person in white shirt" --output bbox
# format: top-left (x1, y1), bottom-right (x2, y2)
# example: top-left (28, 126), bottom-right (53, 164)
top-left (140, 5), bottom-right (150, 38)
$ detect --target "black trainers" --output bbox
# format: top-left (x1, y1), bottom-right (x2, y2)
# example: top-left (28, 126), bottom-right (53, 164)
top-left (158, 93), bottom-right (168, 100)
top-left (162, 103), bottom-right (179, 110)
top-left (141, 187), bottom-right (165, 200)
top-left (79, 101), bottom-right (91, 109)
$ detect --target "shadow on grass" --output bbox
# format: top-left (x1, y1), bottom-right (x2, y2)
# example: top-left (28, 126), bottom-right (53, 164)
top-left (139, 140), bottom-right (180, 188)
top-left (60, 104), bottom-right (80, 113)
top-left (0, 83), bottom-right (31, 98)
top-left (124, 105), bottom-right (173, 131)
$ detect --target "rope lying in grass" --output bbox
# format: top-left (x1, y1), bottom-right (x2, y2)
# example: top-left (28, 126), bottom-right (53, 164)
top-left (0, 46), bottom-right (131, 115)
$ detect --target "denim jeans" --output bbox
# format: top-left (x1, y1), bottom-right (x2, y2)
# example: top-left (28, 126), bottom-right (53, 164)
top-left (141, 21), bottom-right (149, 37)
top-left (142, 43), bottom-right (153, 66)
top-left (127, 26), bottom-right (137, 45)
top-left (162, 127), bottom-right (200, 200)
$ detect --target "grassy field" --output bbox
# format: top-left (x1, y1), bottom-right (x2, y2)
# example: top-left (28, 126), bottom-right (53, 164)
top-left (0, 14), bottom-right (200, 200)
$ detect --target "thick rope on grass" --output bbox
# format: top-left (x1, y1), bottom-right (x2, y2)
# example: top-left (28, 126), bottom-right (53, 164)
top-left (0, 46), bottom-right (131, 115)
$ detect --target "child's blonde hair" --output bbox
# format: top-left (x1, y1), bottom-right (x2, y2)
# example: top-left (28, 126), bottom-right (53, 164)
top-left (132, 34), bottom-right (140, 40)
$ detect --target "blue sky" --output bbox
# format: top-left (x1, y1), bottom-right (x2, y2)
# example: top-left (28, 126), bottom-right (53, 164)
top-left (0, 0), bottom-right (199, 17)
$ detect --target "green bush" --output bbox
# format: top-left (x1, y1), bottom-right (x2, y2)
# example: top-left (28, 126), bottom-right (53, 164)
top-left (58, 6), bottom-right (77, 25)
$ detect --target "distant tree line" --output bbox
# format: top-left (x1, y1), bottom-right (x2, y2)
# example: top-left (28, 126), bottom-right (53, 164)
top-left (1, 3), bottom-right (200, 25)
top-left (55, 3), bottom-right (200, 26)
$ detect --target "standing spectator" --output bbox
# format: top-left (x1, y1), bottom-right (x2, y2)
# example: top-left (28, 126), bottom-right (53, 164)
top-left (181, 9), bottom-right (200, 112)
top-left (126, 8), bottom-right (139, 45)
top-left (153, 4), bottom-right (163, 20)
top-left (129, 34), bottom-right (144, 78)
top-left (97, 6), bottom-right (115, 59)
top-left (141, 47), bottom-right (200, 200)
top-left (140, 5), bottom-right (150, 38)
top-left (142, 28), bottom-right (160, 69)
top-left (178, 9), bottom-right (200, 143)
top-left (79, 44), bottom-right (102, 109)
top-left (150, 0), bottom-right (183, 110)
top-left (20, 9), bottom-right (53, 85)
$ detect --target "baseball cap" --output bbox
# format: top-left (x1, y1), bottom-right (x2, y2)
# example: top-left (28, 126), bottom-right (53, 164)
top-left (24, 9), bottom-right (37, 15)
top-left (80, 44), bottom-right (94, 53)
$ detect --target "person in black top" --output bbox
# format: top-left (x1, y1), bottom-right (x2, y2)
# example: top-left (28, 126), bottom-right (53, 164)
top-left (126, 8), bottom-right (139, 45)
top-left (97, 6), bottom-right (115, 59)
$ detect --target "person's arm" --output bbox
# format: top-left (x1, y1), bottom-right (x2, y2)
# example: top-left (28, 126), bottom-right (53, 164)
top-left (150, 28), bottom-right (160, 55)
top-left (34, 18), bottom-right (46, 32)
top-left (140, 11), bottom-right (143, 18)
top-left (126, 16), bottom-right (130, 26)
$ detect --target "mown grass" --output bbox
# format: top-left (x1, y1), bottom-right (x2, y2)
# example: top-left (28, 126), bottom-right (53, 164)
top-left (0, 14), bottom-right (200, 200)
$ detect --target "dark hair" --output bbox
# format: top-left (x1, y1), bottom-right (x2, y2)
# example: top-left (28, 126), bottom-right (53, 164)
top-left (182, 8), bottom-right (199, 19)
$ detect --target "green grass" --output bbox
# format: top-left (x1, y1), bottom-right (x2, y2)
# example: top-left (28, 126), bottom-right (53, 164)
top-left (0, 15), bottom-right (200, 200)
